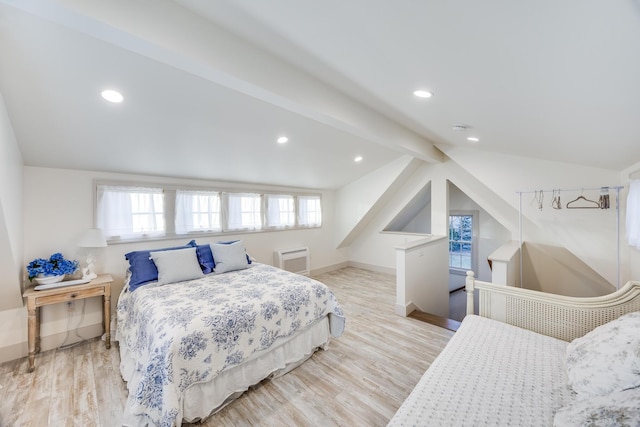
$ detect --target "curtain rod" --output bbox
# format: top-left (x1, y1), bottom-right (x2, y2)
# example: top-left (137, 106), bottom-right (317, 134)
top-left (516, 186), bottom-right (623, 195)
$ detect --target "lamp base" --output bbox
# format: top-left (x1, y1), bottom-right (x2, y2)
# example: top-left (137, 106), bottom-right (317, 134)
top-left (82, 267), bottom-right (97, 281)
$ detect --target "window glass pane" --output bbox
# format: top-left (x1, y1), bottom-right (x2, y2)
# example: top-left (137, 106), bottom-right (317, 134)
top-left (298, 196), bottom-right (322, 227)
top-left (449, 214), bottom-right (473, 270)
top-left (227, 193), bottom-right (262, 231)
top-left (266, 194), bottom-right (295, 227)
top-left (97, 185), bottom-right (165, 239)
top-left (460, 255), bottom-right (472, 270)
top-left (175, 190), bottom-right (221, 234)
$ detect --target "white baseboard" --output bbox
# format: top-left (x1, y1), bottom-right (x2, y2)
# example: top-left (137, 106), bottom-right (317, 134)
top-left (347, 261), bottom-right (395, 276)
top-left (0, 322), bottom-right (104, 365)
top-left (395, 302), bottom-right (417, 317)
top-left (310, 261), bottom-right (350, 276)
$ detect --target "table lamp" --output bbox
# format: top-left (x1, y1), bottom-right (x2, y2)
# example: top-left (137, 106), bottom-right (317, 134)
top-left (77, 228), bottom-right (107, 280)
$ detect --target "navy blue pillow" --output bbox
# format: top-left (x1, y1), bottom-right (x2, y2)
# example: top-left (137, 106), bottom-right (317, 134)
top-left (125, 240), bottom-right (197, 291)
top-left (217, 240), bottom-right (252, 264)
top-left (195, 244), bottom-right (215, 274)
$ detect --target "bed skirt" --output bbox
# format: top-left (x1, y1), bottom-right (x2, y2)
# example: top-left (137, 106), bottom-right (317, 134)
top-left (120, 316), bottom-right (331, 426)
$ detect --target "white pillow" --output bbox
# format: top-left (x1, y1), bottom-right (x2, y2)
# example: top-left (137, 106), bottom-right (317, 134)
top-left (565, 311), bottom-right (640, 397)
top-left (553, 388), bottom-right (640, 427)
top-left (210, 241), bottom-right (250, 274)
top-left (149, 247), bottom-right (204, 285)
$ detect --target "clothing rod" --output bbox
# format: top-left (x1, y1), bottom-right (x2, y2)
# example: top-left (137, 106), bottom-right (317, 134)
top-left (516, 186), bottom-right (623, 195)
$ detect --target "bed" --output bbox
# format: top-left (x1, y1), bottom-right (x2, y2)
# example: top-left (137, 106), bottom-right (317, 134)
top-left (388, 272), bottom-right (640, 427)
top-left (116, 240), bottom-right (345, 427)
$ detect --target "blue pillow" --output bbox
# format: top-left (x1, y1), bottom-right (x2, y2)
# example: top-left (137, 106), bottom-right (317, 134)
top-left (125, 240), bottom-right (197, 291)
top-left (217, 240), bottom-right (252, 264)
top-left (194, 244), bottom-right (215, 274)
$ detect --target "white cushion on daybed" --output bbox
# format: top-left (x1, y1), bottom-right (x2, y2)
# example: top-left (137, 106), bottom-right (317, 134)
top-left (565, 311), bottom-right (640, 398)
top-left (553, 387), bottom-right (640, 427)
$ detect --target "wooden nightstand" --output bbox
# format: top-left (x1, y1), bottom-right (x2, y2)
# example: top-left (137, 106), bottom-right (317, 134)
top-left (22, 274), bottom-right (113, 372)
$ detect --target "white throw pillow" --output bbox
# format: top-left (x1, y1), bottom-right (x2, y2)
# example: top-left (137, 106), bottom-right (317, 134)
top-left (149, 247), bottom-right (204, 285)
top-left (210, 241), bottom-right (250, 274)
top-left (565, 311), bottom-right (640, 397)
top-left (553, 388), bottom-right (640, 427)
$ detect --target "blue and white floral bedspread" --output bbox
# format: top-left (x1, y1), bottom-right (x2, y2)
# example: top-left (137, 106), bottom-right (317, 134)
top-left (117, 263), bottom-right (345, 427)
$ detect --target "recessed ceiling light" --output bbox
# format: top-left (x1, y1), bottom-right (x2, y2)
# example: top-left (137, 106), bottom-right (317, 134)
top-left (277, 136), bottom-right (288, 144)
top-left (101, 89), bottom-right (123, 103)
top-left (354, 156), bottom-right (363, 162)
top-left (467, 137), bottom-right (480, 143)
top-left (413, 89), bottom-right (433, 98)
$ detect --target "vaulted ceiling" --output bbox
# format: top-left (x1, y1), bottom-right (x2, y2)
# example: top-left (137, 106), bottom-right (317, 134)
top-left (1, 0), bottom-right (639, 189)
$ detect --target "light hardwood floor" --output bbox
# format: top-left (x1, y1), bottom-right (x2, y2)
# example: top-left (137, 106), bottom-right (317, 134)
top-left (0, 267), bottom-right (453, 427)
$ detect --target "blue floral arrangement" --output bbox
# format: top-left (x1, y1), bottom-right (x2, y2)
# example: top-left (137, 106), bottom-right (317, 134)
top-left (26, 252), bottom-right (78, 281)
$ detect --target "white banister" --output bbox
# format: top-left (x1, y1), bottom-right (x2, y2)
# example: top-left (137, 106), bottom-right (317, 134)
top-left (465, 270), bottom-right (476, 315)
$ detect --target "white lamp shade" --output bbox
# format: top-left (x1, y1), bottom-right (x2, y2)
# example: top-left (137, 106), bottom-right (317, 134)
top-left (77, 228), bottom-right (107, 248)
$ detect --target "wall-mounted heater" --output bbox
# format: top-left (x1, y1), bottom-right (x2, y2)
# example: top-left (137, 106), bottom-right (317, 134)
top-left (274, 247), bottom-right (310, 276)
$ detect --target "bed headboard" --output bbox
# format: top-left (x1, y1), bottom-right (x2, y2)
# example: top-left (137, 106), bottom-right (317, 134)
top-left (465, 271), bottom-right (640, 342)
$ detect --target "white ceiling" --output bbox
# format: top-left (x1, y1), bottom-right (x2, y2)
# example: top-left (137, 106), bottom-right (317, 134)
top-left (1, 0), bottom-right (639, 190)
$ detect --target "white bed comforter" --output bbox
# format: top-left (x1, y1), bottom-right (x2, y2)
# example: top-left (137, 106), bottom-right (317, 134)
top-left (117, 263), bottom-right (345, 427)
top-left (388, 315), bottom-right (575, 427)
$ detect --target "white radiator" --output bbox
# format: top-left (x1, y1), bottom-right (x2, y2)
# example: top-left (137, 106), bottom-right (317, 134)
top-left (274, 247), bottom-right (310, 276)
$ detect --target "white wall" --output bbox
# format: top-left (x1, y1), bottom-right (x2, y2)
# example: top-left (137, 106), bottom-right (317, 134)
top-left (348, 162), bottom-right (440, 271)
top-left (442, 147), bottom-right (628, 285)
top-left (347, 149), bottom-right (634, 294)
top-left (335, 155), bottom-right (422, 248)
top-left (448, 183), bottom-right (511, 291)
top-left (0, 166), bottom-right (346, 362)
top-left (0, 91), bottom-right (26, 363)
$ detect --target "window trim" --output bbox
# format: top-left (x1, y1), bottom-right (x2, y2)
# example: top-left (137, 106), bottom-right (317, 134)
top-left (94, 180), bottom-right (322, 244)
top-left (448, 210), bottom-right (479, 275)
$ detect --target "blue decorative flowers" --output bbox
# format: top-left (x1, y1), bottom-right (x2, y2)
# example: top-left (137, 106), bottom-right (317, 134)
top-left (26, 252), bottom-right (78, 281)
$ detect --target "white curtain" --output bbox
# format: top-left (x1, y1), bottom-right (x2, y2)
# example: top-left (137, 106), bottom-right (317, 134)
top-left (298, 196), bottom-right (322, 227)
top-left (266, 194), bottom-right (294, 227)
top-left (97, 186), bottom-right (133, 238)
top-left (626, 180), bottom-right (640, 249)
top-left (225, 193), bottom-right (262, 231)
top-left (175, 190), bottom-right (221, 234)
top-left (96, 185), bottom-right (163, 239)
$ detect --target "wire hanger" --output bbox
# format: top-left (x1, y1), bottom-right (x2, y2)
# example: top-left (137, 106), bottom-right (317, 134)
top-left (551, 189), bottom-right (562, 210)
top-left (566, 189), bottom-right (600, 209)
top-left (599, 187), bottom-right (610, 209)
top-left (531, 190), bottom-right (544, 211)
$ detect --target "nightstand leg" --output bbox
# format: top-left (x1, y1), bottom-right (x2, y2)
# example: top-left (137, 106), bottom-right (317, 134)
top-left (35, 307), bottom-right (41, 353)
top-left (104, 294), bottom-right (111, 349)
top-left (27, 308), bottom-right (37, 372)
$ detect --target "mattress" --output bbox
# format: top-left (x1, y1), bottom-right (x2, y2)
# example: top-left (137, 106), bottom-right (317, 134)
top-left (387, 315), bottom-right (575, 427)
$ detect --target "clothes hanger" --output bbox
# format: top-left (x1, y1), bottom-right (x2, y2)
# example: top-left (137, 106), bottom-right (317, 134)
top-left (531, 190), bottom-right (544, 211)
top-left (566, 190), bottom-right (600, 209)
top-left (598, 187), bottom-right (610, 209)
top-left (551, 189), bottom-right (562, 210)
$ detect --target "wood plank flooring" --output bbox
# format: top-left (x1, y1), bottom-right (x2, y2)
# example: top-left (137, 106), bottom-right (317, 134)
top-left (0, 267), bottom-right (453, 427)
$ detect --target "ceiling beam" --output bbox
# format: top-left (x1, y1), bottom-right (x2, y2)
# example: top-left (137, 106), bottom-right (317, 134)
top-left (2, 0), bottom-right (443, 163)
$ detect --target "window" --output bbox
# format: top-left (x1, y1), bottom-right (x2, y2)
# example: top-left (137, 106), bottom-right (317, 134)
top-left (175, 190), bottom-right (221, 234)
top-left (298, 195), bottom-right (322, 227)
top-left (95, 182), bottom-right (321, 242)
top-left (449, 212), bottom-right (477, 272)
top-left (226, 193), bottom-right (262, 231)
top-left (266, 194), bottom-right (295, 228)
top-left (96, 185), bottom-right (165, 239)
